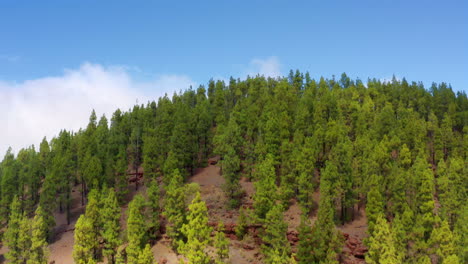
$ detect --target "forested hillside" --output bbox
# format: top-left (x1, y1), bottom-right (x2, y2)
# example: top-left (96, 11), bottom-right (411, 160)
top-left (1, 72), bottom-right (467, 264)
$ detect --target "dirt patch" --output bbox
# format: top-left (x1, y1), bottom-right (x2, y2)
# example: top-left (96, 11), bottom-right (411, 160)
top-left (49, 229), bottom-right (75, 264)
top-left (337, 208), bottom-right (368, 241)
top-left (239, 176), bottom-right (255, 208)
top-left (0, 245), bottom-right (8, 264)
top-left (190, 165), bottom-right (224, 188)
top-left (152, 236), bottom-right (180, 264)
top-left (338, 208), bottom-right (368, 263)
top-left (189, 164), bottom-right (239, 225)
top-left (230, 240), bottom-right (262, 264)
top-left (49, 186), bottom-right (84, 264)
top-left (189, 166), bottom-right (264, 263)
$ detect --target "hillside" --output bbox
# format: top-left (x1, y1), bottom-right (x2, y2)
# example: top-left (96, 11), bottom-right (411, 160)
top-left (0, 73), bottom-right (467, 264)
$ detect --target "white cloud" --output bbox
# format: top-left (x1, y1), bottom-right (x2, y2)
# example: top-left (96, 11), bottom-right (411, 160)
top-left (246, 56), bottom-right (282, 78)
top-left (0, 63), bottom-right (195, 157)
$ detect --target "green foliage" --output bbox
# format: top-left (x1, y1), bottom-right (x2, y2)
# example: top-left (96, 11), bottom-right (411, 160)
top-left (28, 206), bottom-right (49, 264)
top-left (438, 157), bottom-right (466, 226)
top-left (138, 244), bottom-right (156, 264)
top-left (236, 207), bottom-right (248, 240)
top-left (142, 127), bottom-right (159, 181)
top-left (309, 179), bottom-right (342, 263)
top-left (413, 155), bottom-right (436, 238)
top-left (214, 222), bottom-right (230, 263)
top-left (0, 149), bottom-right (18, 224)
top-left (454, 203), bottom-right (468, 263)
top-left (365, 175), bottom-right (384, 235)
top-left (297, 216), bottom-right (314, 264)
top-left (429, 218), bottom-right (457, 263)
top-left (85, 189), bottom-right (101, 259)
top-left (163, 169), bottom-right (187, 250)
top-left (147, 179), bottom-right (160, 240)
top-left (221, 146), bottom-right (243, 208)
top-left (261, 203), bottom-right (290, 264)
top-left (17, 214), bottom-right (32, 263)
top-left (127, 194), bottom-right (148, 263)
top-left (115, 146), bottom-right (129, 204)
top-left (73, 214), bottom-right (95, 264)
top-left (392, 207), bottom-right (413, 261)
top-left (4, 196), bottom-right (23, 263)
top-left (180, 192), bottom-right (213, 264)
top-left (83, 154), bottom-right (103, 191)
top-left (253, 154), bottom-right (278, 219)
top-left (101, 188), bottom-right (122, 264)
top-left (443, 255), bottom-right (461, 264)
top-left (365, 214), bottom-right (400, 264)
top-left (1, 72), bottom-right (467, 264)
top-left (114, 248), bottom-right (125, 264)
top-left (297, 171), bottom-right (314, 214)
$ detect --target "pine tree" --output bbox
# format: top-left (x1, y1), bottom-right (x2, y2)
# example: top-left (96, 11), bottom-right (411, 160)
top-left (73, 214), bottom-right (95, 264)
top-left (114, 146), bottom-right (128, 204)
top-left (38, 170), bottom-right (57, 241)
top-left (310, 179), bottom-right (342, 263)
top-left (180, 192), bottom-right (212, 264)
top-left (101, 188), bottom-right (122, 264)
top-left (82, 154), bottom-right (103, 192)
top-left (0, 148), bottom-right (18, 225)
top-left (168, 99), bottom-right (196, 173)
top-left (297, 171), bottom-right (314, 214)
top-left (17, 214), bottom-right (32, 263)
top-left (392, 207), bottom-right (413, 261)
top-left (297, 216), bottom-right (314, 264)
top-left (28, 206), bottom-right (49, 264)
top-left (416, 255), bottom-right (432, 264)
top-left (429, 218), bottom-right (456, 263)
top-left (4, 196), bottom-right (22, 263)
top-left (85, 189), bottom-right (101, 259)
top-left (142, 128), bottom-right (159, 181)
top-left (438, 157), bottom-right (465, 226)
top-left (261, 203), bottom-right (290, 264)
top-left (236, 206), bottom-right (248, 240)
top-left (95, 115), bottom-right (110, 185)
top-left (128, 126), bottom-right (143, 190)
top-left (454, 203), bottom-right (467, 263)
top-left (127, 194), bottom-right (148, 263)
top-left (365, 175), bottom-right (384, 235)
top-left (147, 179), bottom-right (160, 240)
top-left (221, 146), bottom-right (242, 208)
top-left (114, 248), bottom-right (125, 264)
top-left (253, 154), bottom-right (277, 219)
top-left (443, 255), bottom-right (461, 264)
top-left (138, 244), bottom-right (156, 264)
top-left (413, 155), bottom-right (436, 239)
top-left (214, 222), bottom-right (230, 263)
top-left (365, 214), bottom-right (400, 264)
top-left (163, 169), bottom-right (186, 250)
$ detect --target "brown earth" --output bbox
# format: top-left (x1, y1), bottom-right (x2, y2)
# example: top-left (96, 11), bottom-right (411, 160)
top-left (338, 208), bottom-right (368, 263)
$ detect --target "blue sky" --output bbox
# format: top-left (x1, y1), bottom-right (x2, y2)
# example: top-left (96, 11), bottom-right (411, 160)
top-left (0, 0), bottom-right (467, 155)
top-left (1, 0), bottom-right (467, 88)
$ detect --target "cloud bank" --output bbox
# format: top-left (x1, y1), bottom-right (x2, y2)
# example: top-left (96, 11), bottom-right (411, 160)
top-left (0, 63), bottom-right (195, 156)
top-left (246, 56), bottom-right (282, 78)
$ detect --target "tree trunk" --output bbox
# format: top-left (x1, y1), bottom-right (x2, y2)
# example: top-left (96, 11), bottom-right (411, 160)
top-left (66, 191), bottom-right (71, 225)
